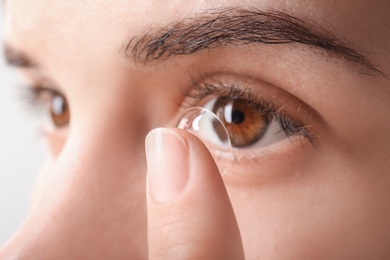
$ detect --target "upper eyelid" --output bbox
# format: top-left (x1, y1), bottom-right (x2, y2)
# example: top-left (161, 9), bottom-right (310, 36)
top-left (28, 85), bottom-right (65, 100)
top-left (186, 80), bottom-right (274, 113)
top-left (21, 84), bottom-right (66, 108)
top-left (186, 79), bottom-right (288, 125)
top-left (188, 71), bottom-right (323, 118)
top-left (185, 74), bottom-right (278, 114)
top-left (17, 69), bottom-right (63, 93)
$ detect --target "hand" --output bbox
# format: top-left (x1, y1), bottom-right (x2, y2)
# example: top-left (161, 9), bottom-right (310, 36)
top-left (145, 128), bottom-right (245, 259)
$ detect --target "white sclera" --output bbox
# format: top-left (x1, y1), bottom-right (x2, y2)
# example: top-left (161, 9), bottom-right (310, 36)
top-left (176, 107), bottom-right (232, 174)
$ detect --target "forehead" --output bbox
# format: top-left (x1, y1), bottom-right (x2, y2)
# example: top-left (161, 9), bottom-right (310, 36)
top-left (3, 0), bottom-right (387, 41)
top-left (3, 0), bottom-right (390, 71)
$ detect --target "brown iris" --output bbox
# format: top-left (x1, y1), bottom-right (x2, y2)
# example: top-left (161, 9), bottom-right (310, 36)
top-left (212, 97), bottom-right (269, 147)
top-left (50, 94), bottom-right (70, 127)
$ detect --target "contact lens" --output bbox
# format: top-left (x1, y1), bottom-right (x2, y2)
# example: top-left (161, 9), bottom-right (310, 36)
top-left (176, 107), bottom-right (232, 174)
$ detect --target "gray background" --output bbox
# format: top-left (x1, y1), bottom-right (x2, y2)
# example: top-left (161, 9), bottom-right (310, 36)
top-left (0, 10), bottom-right (45, 245)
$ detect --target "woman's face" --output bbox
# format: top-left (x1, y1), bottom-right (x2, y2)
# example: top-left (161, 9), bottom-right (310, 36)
top-left (2, 0), bottom-right (390, 258)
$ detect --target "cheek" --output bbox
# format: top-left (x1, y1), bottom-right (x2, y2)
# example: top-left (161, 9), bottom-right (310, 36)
top-left (29, 158), bottom-right (54, 210)
top-left (226, 151), bottom-right (390, 259)
top-left (44, 129), bottom-right (68, 157)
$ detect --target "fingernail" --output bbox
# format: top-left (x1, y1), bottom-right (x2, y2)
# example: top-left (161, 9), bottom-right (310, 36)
top-left (146, 128), bottom-right (189, 203)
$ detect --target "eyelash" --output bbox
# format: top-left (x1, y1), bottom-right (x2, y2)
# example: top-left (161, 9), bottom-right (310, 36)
top-left (21, 85), bottom-right (63, 113)
top-left (182, 76), bottom-right (315, 144)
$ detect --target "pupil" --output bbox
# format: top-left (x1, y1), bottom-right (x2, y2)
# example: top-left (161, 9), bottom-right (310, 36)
top-left (231, 110), bottom-right (245, 124)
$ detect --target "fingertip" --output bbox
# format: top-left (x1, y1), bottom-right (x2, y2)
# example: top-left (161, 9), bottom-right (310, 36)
top-left (145, 128), bottom-right (245, 259)
top-left (145, 128), bottom-right (189, 203)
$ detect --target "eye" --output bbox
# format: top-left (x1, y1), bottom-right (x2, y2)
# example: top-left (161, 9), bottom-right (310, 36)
top-left (203, 96), bottom-right (298, 148)
top-left (182, 76), bottom-right (315, 151)
top-left (24, 86), bottom-right (70, 128)
top-left (49, 93), bottom-right (70, 128)
top-left (206, 97), bottom-right (270, 147)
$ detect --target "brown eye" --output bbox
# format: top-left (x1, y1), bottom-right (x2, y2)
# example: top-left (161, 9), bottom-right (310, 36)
top-left (50, 94), bottom-right (70, 127)
top-left (211, 97), bottom-right (269, 147)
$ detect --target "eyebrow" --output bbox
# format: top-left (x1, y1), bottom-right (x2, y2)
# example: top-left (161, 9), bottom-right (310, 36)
top-left (3, 43), bottom-right (37, 68)
top-left (125, 8), bottom-right (384, 76)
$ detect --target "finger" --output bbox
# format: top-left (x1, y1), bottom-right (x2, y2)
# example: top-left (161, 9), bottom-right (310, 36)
top-left (145, 128), bottom-right (245, 260)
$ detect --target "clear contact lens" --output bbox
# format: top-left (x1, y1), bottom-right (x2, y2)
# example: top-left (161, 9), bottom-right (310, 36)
top-left (176, 107), bottom-right (232, 174)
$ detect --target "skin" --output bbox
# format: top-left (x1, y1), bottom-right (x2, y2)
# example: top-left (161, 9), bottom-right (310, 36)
top-left (1, 0), bottom-right (390, 259)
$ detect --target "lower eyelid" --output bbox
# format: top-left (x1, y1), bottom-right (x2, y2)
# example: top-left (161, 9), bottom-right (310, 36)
top-left (43, 127), bottom-right (69, 156)
top-left (212, 135), bottom-right (314, 185)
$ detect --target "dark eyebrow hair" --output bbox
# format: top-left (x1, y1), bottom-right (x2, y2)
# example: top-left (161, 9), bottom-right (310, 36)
top-left (3, 43), bottom-right (37, 68)
top-left (125, 8), bottom-right (384, 76)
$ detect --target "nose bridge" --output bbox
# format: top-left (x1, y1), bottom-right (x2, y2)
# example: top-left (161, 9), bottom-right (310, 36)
top-left (0, 111), bottom-right (148, 258)
top-left (65, 127), bottom-right (146, 192)
top-left (55, 108), bottom-right (148, 211)
top-left (56, 93), bottom-right (148, 188)
top-left (53, 133), bottom-right (146, 224)
top-left (66, 80), bottom-right (150, 183)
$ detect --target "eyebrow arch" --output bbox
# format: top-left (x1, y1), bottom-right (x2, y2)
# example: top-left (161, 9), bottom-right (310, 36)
top-left (125, 8), bottom-right (384, 76)
top-left (3, 43), bottom-right (37, 68)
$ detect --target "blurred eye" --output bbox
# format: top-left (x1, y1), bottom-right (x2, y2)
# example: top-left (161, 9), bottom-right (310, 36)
top-left (49, 94), bottom-right (70, 128)
top-left (24, 86), bottom-right (70, 128)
